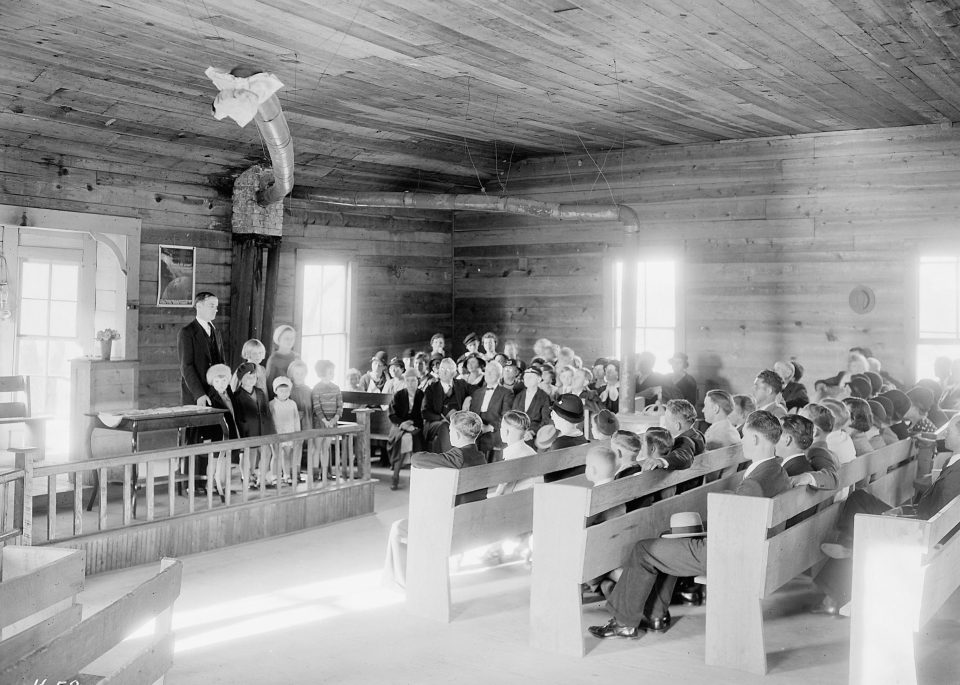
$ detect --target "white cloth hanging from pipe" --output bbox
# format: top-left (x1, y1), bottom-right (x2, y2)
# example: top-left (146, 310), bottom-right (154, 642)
top-left (205, 67), bottom-right (283, 127)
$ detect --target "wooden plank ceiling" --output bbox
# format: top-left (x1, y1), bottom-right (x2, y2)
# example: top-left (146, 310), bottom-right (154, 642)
top-left (2, 0), bottom-right (960, 192)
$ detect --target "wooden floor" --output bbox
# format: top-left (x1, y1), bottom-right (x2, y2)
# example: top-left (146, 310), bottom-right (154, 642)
top-left (77, 467), bottom-right (960, 685)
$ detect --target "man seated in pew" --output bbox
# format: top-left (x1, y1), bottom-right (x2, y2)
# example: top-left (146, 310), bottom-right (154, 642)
top-left (587, 410), bottom-right (792, 639)
top-left (793, 403), bottom-right (841, 491)
top-left (512, 366), bottom-right (552, 439)
top-left (880, 388), bottom-right (912, 440)
top-left (464, 360), bottom-right (513, 462)
top-left (702, 389), bottom-right (742, 450)
top-left (542, 394), bottom-right (589, 482)
top-left (611, 430), bottom-right (643, 479)
top-left (914, 378), bottom-right (949, 427)
top-left (812, 414), bottom-right (960, 616)
top-left (384, 410), bottom-right (486, 586)
top-left (387, 369), bottom-right (424, 491)
top-left (585, 446), bottom-right (627, 525)
top-left (776, 415), bottom-right (814, 476)
top-left (753, 368), bottom-right (787, 418)
top-left (646, 399), bottom-right (703, 471)
top-left (421, 358), bottom-right (470, 452)
top-left (729, 393), bottom-right (756, 434)
top-left (868, 398), bottom-right (897, 446)
top-left (905, 386), bottom-right (938, 434)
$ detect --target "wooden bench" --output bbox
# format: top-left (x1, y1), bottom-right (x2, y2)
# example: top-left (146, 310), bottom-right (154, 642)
top-left (405, 441), bottom-right (592, 622)
top-left (342, 391), bottom-right (393, 463)
top-left (529, 444), bottom-right (748, 656)
top-left (849, 489), bottom-right (960, 684)
top-left (0, 547), bottom-right (182, 684)
top-left (704, 437), bottom-right (921, 674)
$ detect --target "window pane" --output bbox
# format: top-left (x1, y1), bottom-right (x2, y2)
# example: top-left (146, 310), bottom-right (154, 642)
top-left (48, 301), bottom-right (78, 338)
top-left (301, 335), bottom-right (324, 385)
top-left (641, 328), bottom-right (676, 372)
top-left (613, 261), bottom-right (623, 329)
top-left (323, 334), bottom-right (346, 385)
top-left (50, 263), bottom-right (79, 301)
top-left (319, 265), bottom-right (346, 334)
top-left (20, 262), bottom-right (50, 299)
top-left (916, 344), bottom-right (960, 382)
top-left (919, 258), bottom-right (957, 337)
top-left (635, 262), bottom-right (647, 328)
top-left (47, 339), bottom-right (82, 377)
top-left (16, 339), bottom-right (48, 376)
top-left (19, 299), bottom-right (49, 336)
top-left (645, 261), bottom-right (676, 327)
top-left (301, 266), bottom-right (324, 335)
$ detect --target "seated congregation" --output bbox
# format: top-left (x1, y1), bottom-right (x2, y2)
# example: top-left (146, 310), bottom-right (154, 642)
top-left (381, 335), bottom-right (960, 669)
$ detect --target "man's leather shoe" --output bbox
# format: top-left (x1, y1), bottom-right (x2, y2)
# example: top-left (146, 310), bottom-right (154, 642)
top-left (639, 611), bottom-right (671, 633)
top-left (679, 588), bottom-right (702, 606)
top-left (587, 618), bottom-right (642, 639)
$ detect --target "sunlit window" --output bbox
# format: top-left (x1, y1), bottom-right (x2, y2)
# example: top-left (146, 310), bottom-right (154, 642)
top-left (917, 255), bottom-right (960, 377)
top-left (299, 263), bottom-right (350, 386)
top-left (17, 259), bottom-right (83, 415)
top-left (612, 260), bottom-right (676, 372)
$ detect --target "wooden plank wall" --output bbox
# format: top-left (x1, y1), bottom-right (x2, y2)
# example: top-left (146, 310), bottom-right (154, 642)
top-left (0, 139), bottom-right (233, 408)
top-left (453, 123), bottom-right (960, 393)
top-left (274, 199), bottom-right (453, 370)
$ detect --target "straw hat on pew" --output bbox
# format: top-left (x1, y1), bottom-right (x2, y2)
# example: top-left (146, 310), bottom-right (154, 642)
top-left (661, 512), bottom-right (707, 538)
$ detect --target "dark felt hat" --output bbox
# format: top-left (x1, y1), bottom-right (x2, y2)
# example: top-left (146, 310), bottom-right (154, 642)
top-left (868, 400), bottom-right (888, 424)
top-left (791, 360), bottom-right (805, 381)
top-left (881, 389), bottom-right (911, 422)
top-left (816, 372), bottom-right (844, 388)
top-left (594, 409), bottom-right (620, 437)
top-left (846, 376), bottom-right (872, 400)
top-left (388, 356), bottom-right (405, 371)
top-left (593, 357), bottom-right (610, 368)
top-left (906, 386), bottom-right (935, 415)
top-left (236, 361), bottom-right (258, 378)
top-left (371, 350), bottom-right (388, 364)
top-left (463, 332), bottom-right (478, 346)
top-left (864, 371), bottom-right (883, 395)
top-left (523, 365), bottom-right (542, 377)
top-left (874, 395), bottom-right (895, 422)
top-left (552, 393), bottom-right (585, 423)
top-left (503, 358), bottom-right (518, 368)
top-left (530, 356), bottom-right (547, 366)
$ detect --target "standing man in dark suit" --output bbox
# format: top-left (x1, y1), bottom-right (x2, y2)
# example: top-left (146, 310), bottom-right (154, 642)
top-left (587, 410), bottom-right (791, 639)
top-left (178, 291), bottom-right (225, 407)
top-left (177, 291), bottom-right (225, 493)
top-left (466, 360), bottom-right (513, 462)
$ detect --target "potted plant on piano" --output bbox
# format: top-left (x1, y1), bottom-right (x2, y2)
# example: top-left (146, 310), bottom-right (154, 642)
top-left (96, 328), bottom-right (121, 361)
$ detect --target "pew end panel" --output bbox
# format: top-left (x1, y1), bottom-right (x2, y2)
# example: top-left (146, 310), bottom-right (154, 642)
top-left (406, 467), bottom-right (460, 622)
top-left (529, 481), bottom-right (592, 657)
top-left (850, 494), bottom-right (960, 685)
top-left (704, 493), bottom-right (775, 675)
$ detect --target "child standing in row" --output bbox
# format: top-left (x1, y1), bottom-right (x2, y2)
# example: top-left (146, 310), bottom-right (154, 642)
top-left (269, 376), bottom-right (301, 484)
top-left (312, 360), bottom-right (343, 483)
top-left (232, 361), bottom-right (275, 487)
top-left (231, 339), bottom-right (268, 395)
top-left (287, 359), bottom-right (315, 481)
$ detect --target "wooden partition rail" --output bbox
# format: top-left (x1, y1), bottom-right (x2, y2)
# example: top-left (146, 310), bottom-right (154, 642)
top-left (19, 412), bottom-right (372, 546)
top-left (849, 493), bottom-right (960, 685)
top-left (0, 462), bottom-right (27, 545)
top-left (529, 444), bottom-right (748, 657)
top-left (705, 437), bottom-right (921, 675)
top-left (405, 442), bottom-right (593, 622)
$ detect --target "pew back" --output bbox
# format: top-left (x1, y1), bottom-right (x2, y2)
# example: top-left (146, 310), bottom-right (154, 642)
top-left (405, 442), bottom-right (592, 622)
top-left (530, 444), bottom-right (748, 656)
top-left (705, 437), bottom-right (919, 675)
top-left (849, 491), bottom-right (960, 684)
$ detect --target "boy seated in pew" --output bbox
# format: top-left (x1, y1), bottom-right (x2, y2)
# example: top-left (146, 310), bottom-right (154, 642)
top-left (776, 415), bottom-right (814, 476)
top-left (591, 409), bottom-right (620, 442)
top-left (702, 389), bottom-right (742, 450)
top-left (581, 445), bottom-right (629, 601)
top-left (793, 403), bottom-right (841, 491)
top-left (490, 410), bottom-right (538, 497)
top-left (611, 430), bottom-right (643, 479)
top-left (812, 414), bottom-right (960, 616)
top-left (649, 399), bottom-right (704, 471)
top-left (729, 394), bottom-right (756, 434)
top-left (587, 410), bottom-right (792, 639)
top-left (384, 410), bottom-right (486, 587)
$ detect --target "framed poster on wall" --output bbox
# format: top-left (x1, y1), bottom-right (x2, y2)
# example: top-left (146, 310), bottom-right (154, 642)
top-left (157, 244), bottom-right (196, 307)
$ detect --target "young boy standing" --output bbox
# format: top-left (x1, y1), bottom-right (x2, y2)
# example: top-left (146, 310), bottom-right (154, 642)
top-left (312, 360), bottom-right (344, 483)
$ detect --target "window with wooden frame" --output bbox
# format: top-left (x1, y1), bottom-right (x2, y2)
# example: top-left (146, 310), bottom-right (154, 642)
top-left (610, 258), bottom-right (679, 372)
top-left (916, 255), bottom-right (960, 377)
top-left (296, 259), bottom-right (352, 387)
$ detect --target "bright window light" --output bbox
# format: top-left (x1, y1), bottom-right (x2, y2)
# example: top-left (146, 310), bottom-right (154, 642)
top-left (300, 262), bottom-right (350, 386)
top-left (917, 255), bottom-right (960, 378)
top-left (613, 259), bottom-right (677, 372)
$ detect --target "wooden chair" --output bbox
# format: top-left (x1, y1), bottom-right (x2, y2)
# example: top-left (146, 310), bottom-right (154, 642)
top-left (0, 375), bottom-right (31, 419)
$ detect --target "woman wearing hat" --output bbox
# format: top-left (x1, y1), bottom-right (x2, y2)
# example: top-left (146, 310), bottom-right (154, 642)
top-left (265, 324), bottom-right (300, 400)
top-left (360, 351), bottom-right (389, 392)
top-left (382, 356), bottom-right (407, 395)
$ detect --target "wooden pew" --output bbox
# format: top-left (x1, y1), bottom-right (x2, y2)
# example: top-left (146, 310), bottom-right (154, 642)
top-left (0, 550), bottom-right (182, 685)
top-left (704, 437), bottom-right (920, 675)
top-left (849, 492), bottom-right (960, 684)
top-left (405, 441), bottom-right (592, 622)
top-left (529, 444), bottom-right (748, 656)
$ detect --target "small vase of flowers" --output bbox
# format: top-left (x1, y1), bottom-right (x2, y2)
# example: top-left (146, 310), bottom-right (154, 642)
top-left (96, 328), bottom-right (121, 361)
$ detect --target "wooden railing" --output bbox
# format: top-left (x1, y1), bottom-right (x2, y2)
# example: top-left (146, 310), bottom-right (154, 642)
top-left (0, 461), bottom-right (28, 544)
top-left (18, 412), bottom-right (372, 545)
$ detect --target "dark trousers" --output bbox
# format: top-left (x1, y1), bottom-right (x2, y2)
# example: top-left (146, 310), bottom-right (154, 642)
top-left (608, 536), bottom-right (707, 625)
top-left (814, 489), bottom-right (892, 605)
